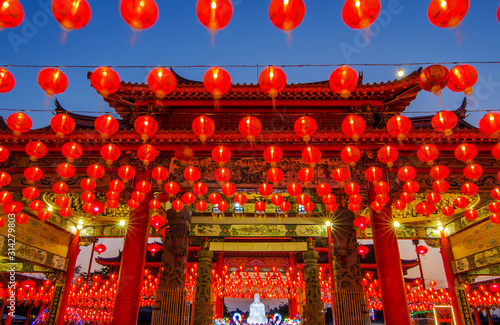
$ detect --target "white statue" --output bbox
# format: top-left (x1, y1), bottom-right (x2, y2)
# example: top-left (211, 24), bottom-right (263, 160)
top-left (247, 293), bottom-right (268, 324)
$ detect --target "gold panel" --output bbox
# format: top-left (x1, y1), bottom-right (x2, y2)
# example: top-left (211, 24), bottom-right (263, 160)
top-left (209, 242), bottom-right (307, 252)
top-left (449, 220), bottom-right (500, 260)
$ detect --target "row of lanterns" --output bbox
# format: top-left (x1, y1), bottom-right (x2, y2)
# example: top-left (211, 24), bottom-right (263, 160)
top-left (0, 1), bottom-right (484, 36)
top-left (0, 62), bottom-right (483, 100)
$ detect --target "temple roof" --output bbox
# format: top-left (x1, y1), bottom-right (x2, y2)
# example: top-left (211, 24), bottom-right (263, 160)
top-left (410, 98), bottom-right (474, 129)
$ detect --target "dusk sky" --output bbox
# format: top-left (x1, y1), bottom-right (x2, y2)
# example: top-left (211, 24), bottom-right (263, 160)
top-left (2, 1), bottom-right (499, 288)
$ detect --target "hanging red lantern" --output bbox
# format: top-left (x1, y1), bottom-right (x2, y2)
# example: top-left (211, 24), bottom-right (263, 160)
top-left (491, 187), bottom-right (500, 200)
top-left (397, 166), bottom-right (416, 182)
top-left (430, 165), bottom-right (449, 180)
top-left (106, 199), bottom-right (118, 209)
top-left (192, 115), bottom-right (215, 142)
top-left (492, 143), bottom-right (500, 160)
top-left (25, 141), bottom-right (47, 161)
top-left (214, 167), bottom-right (231, 184)
top-left (370, 201), bottom-right (384, 212)
top-left (428, 0), bottom-right (469, 28)
top-left (258, 183), bottom-right (273, 197)
top-left (287, 182), bottom-right (302, 197)
top-left (342, 114), bottom-right (365, 141)
top-left (353, 216), bottom-right (370, 231)
top-left (454, 143), bottom-right (477, 164)
top-left (403, 181), bottom-right (420, 194)
top-left (239, 116), bottom-right (262, 142)
top-left (120, 0), bottom-right (158, 29)
top-left (332, 167), bottom-right (349, 186)
top-left (81, 191), bottom-right (96, 202)
top-left (37, 68), bottom-right (68, 96)
top-left (461, 183), bottom-right (478, 196)
top-left (15, 213), bottom-right (29, 224)
top-left (100, 144), bottom-right (121, 165)
top-left (330, 66), bottom-right (359, 98)
top-left (491, 213), bottom-right (500, 224)
top-left (348, 202), bottom-right (361, 212)
top-left (463, 164), bottom-right (483, 180)
top-left (3, 201), bottom-right (22, 215)
top-left (344, 182), bottom-right (359, 196)
top-left (53, 182), bottom-right (69, 194)
top-left (259, 66), bottom-right (287, 99)
top-left (297, 167), bottom-right (314, 184)
top-left (29, 200), bottom-right (44, 212)
top-left (297, 193), bottom-right (310, 206)
top-left (433, 179), bottom-right (450, 193)
top-left (106, 190), bottom-right (120, 200)
top-left (51, 0), bottom-right (91, 30)
top-left (316, 183), bottom-right (331, 197)
top-left (38, 210), bottom-right (51, 221)
top-left (0, 172), bottom-right (11, 187)
top-left (263, 145), bottom-right (283, 167)
top-left (94, 244), bottom-right (107, 255)
top-left (448, 64), bottom-right (477, 95)
top-left (342, 0), bottom-right (380, 29)
top-left (137, 144), bottom-right (157, 165)
top-left (57, 163), bottom-right (75, 178)
top-left (212, 145), bottom-right (231, 166)
top-left (454, 196), bottom-right (469, 209)
top-left (172, 199), bottom-right (185, 212)
top-left (304, 201), bottom-right (315, 213)
top-left (59, 206), bottom-right (72, 217)
top-left (0, 68), bottom-right (15, 93)
top-left (117, 165), bottom-right (135, 183)
top-left (294, 116), bottom-right (317, 142)
top-left (192, 182), bottom-right (208, 197)
top-left (87, 163), bottom-right (105, 179)
top-left (479, 113), bottom-right (500, 138)
top-left (426, 192), bottom-right (441, 204)
top-left (377, 145), bottom-right (398, 167)
top-left (441, 205), bottom-right (455, 216)
top-left (350, 194), bottom-right (363, 205)
top-left (136, 180), bottom-right (152, 193)
top-left (432, 111), bottom-right (457, 137)
top-left (90, 67), bottom-right (120, 97)
top-left (147, 68), bottom-right (176, 98)
top-left (0, 0), bottom-right (24, 28)
top-left (165, 181), bottom-right (180, 195)
top-left (7, 112), bottom-right (32, 136)
top-left (488, 283), bottom-right (500, 293)
top-left (208, 193), bottom-right (222, 205)
top-left (386, 115), bottom-right (412, 141)
top-left (147, 243), bottom-right (162, 256)
top-left (134, 115), bottom-right (158, 142)
top-left (374, 193), bottom-right (389, 205)
top-left (234, 193), bottom-right (247, 205)
top-left (271, 193), bottom-right (283, 206)
top-left (196, 0), bottom-right (233, 33)
top-left (325, 203), bottom-right (337, 212)
top-left (340, 145), bottom-right (361, 166)
top-left (152, 166), bottom-right (168, 184)
top-left (196, 200), bottom-right (208, 212)
top-left (416, 245), bottom-right (428, 255)
top-left (419, 65), bottom-right (450, 96)
top-left (394, 200), bottom-right (406, 211)
top-left (24, 167), bottom-right (43, 182)
top-left (268, 0), bottom-right (305, 32)
top-left (400, 192), bottom-right (415, 203)
top-left (203, 67), bottom-right (231, 99)
top-left (489, 202), bottom-right (500, 214)
top-left (173, 145), bottom-right (194, 164)
top-left (465, 209), bottom-right (478, 220)
top-left (217, 200), bottom-right (229, 212)
top-left (221, 182), bottom-right (236, 196)
top-left (61, 142), bottom-right (82, 162)
top-left (55, 196), bottom-right (69, 208)
top-left (255, 201), bottom-right (266, 212)
top-left (50, 114), bottom-right (75, 138)
top-left (182, 192), bottom-right (196, 205)
top-left (267, 167), bottom-right (283, 186)
top-left (374, 181), bottom-right (390, 194)
top-left (357, 245), bottom-right (369, 256)
top-left (0, 146), bottom-right (9, 163)
top-left (0, 191), bottom-right (12, 206)
top-left (94, 114), bottom-right (119, 139)
top-left (417, 144), bottom-right (439, 165)
top-left (365, 167), bottom-right (382, 183)
top-left (302, 146), bottom-right (321, 167)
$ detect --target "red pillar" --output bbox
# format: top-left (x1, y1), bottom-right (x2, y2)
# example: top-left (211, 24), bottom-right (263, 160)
top-left (24, 304), bottom-right (32, 325)
top-left (111, 168), bottom-right (152, 325)
top-left (473, 307), bottom-right (481, 325)
top-left (440, 231), bottom-right (468, 325)
top-left (56, 229), bottom-right (81, 325)
top-left (368, 189), bottom-right (411, 325)
top-left (485, 308), bottom-right (493, 325)
top-left (326, 225), bottom-right (337, 325)
top-left (5, 311), bottom-right (13, 325)
top-left (215, 253), bottom-right (224, 318)
top-left (38, 302), bottom-right (46, 318)
top-left (289, 253), bottom-right (298, 318)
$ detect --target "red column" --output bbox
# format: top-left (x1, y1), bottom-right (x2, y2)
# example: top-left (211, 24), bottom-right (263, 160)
top-left (56, 229), bottom-right (81, 325)
top-left (24, 304), bottom-right (32, 325)
top-left (289, 253), bottom-right (298, 318)
top-left (5, 312), bottom-right (13, 325)
top-left (486, 308), bottom-right (493, 325)
top-left (111, 168), bottom-right (152, 325)
top-left (473, 307), bottom-right (481, 325)
top-left (440, 231), bottom-right (467, 325)
top-left (38, 302), bottom-right (46, 318)
top-left (368, 189), bottom-right (411, 325)
top-left (215, 253), bottom-right (224, 318)
top-left (326, 225), bottom-right (337, 325)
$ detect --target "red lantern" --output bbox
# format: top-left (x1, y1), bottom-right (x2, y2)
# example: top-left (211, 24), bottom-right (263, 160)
top-left (294, 116), bottom-right (317, 142)
top-left (374, 181), bottom-right (390, 194)
top-left (432, 111), bottom-right (457, 137)
top-left (203, 67), bottom-right (231, 99)
top-left (134, 115), bottom-right (158, 142)
top-left (302, 146), bottom-right (321, 167)
top-left (330, 67), bottom-right (359, 98)
top-left (59, 207), bottom-right (72, 217)
top-left (165, 181), bottom-right (180, 195)
top-left (0, 191), bottom-right (12, 205)
top-left (491, 213), bottom-right (500, 224)
top-left (239, 116), bottom-right (262, 142)
top-left (403, 181), bottom-right (420, 194)
top-left (397, 166), bottom-right (416, 182)
top-left (90, 67), bottom-right (120, 97)
top-left (491, 187), bottom-right (500, 200)
top-left (492, 143), bottom-right (500, 160)
top-left (353, 216), bottom-right (370, 231)
top-left (386, 115), bottom-right (412, 141)
top-left (152, 167), bottom-right (168, 184)
top-left (350, 194), bottom-right (363, 205)
top-left (87, 163), bottom-right (104, 179)
top-left (465, 209), bottom-right (478, 220)
top-left (0, 0), bottom-right (24, 28)
top-left (365, 167), bottom-right (382, 182)
top-left (24, 167), bottom-right (43, 182)
top-left (417, 144), bottom-right (439, 165)
top-left (479, 113), bottom-right (500, 138)
top-left (271, 193), bottom-right (283, 206)
top-left (463, 164), bottom-right (483, 180)
top-left (268, 0), bottom-right (305, 32)
top-left (287, 183), bottom-right (302, 197)
top-left (172, 199), bottom-right (184, 211)
top-left (332, 167), bottom-right (349, 186)
top-left (61, 142), bottom-right (83, 162)
top-left (53, 182), bottom-right (69, 194)
top-left (136, 180), bottom-right (152, 193)
top-left (94, 244), bottom-right (107, 255)
top-left (304, 201), bottom-right (315, 213)
top-left (454, 143), bottom-right (477, 164)
top-left (428, 0), bottom-right (469, 28)
top-left (374, 193), bottom-right (389, 205)
top-left (416, 245), bottom-right (428, 255)
top-left (55, 196), bottom-right (69, 208)
top-left (325, 203), bottom-right (337, 212)
top-left (81, 191), bottom-right (96, 202)
top-left (196, 0), bottom-right (232, 33)
top-left (297, 167), bottom-right (314, 184)
top-left (214, 167), bottom-right (230, 184)
top-left (57, 163), bottom-right (75, 178)
top-left (433, 179), bottom-right (450, 193)
top-left (29, 200), bottom-right (44, 212)
top-left (221, 182), bottom-right (236, 196)
top-left (342, 0), bottom-right (380, 29)
top-left (212, 145), bottom-right (231, 166)
top-left (120, 0), bottom-right (158, 29)
top-left (441, 205), bottom-right (455, 216)
top-left (258, 183), bottom-right (273, 197)
top-left (489, 283), bottom-right (500, 293)
top-left (38, 210), bottom-right (51, 221)
top-left (192, 182), bottom-right (208, 197)
top-left (3, 201), bottom-right (22, 215)
top-left (196, 200), bottom-right (208, 212)
top-left (25, 141), bottom-right (47, 161)
top-left (7, 112), bottom-right (32, 136)
top-left (106, 190), bottom-right (120, 200)
top-left (430, 165), bottom-right (449, 180)
top-left (340, 145), bottom-right (361, 165)
top-left (234, 193), bottom-right (247, 205)
top-left (394, 200), bottom-right (406, 211)
top-left (370, 201), bottom-right (384, 212)
top-left (0, 172), bottom-right (11, 187)
top-left (16, 213), bottom-right (29, 224)
top-left (259, 66), bottom-right (286, 98)
top-left (400, 192), bottom-right (414, 203)
top-left (316, 183), bottom-right (331, 197)
top-left (94, 114), bottom-right (119, 139)
top-left (137, 144), bottom-right (157, 165)
top-left (37, 68), bottom-right (68, 96)
top-left (461, 183), bottom-right (478, 196)
top-left (255, 201), bottom-right (266, 212)
top-left (0, 146), bottom-right (9, 163)
top-left (52, 0), bottom-right (91, 30)
top-left (448, 64), bottom-right (477, 95)
top-left (51, 114), bottom-right (75, 137)
top-left (208, 193), bottom-right (222, 205)
top-left (147, 243), bottom-right (161, 255)
top-left (489, 202), bottom-right (500, 214)
top-left (377, 145), bottom-right (398, 167)
top-left (344, 182), bottom-right (359, 196)
top-left (426, 192), bottom-right (441, 204)
top-left (182, 192), bottom-right (196, 205)
top-left (263, 145), bottom-right (283, 166)
top-left (100, 144), bottom-right (121, 165)
top-left (217, 200), bottom-right (229, 212)
top-left (147, 68), bottom-right (176, 98)
top-left (117, 165), bottom-right (135, 183)
top-left (348, 202), bottom-right (361, 212)
top-left (342, 114), bottom-right (365, 142)
top-left (0, 68), bottom-right (15, 93)
top-left (454, 196), bottom-right (469, 209)
top-left (267, 167), bottom-right (283, 185)
top-left (358, 245), bottom-right (369, 256)
top-left (419, 65), bottom-right (450, 96)
top-left (192, 115), bottom-right (215, 142)
top-left (296, 193), bottom-right (310, 206)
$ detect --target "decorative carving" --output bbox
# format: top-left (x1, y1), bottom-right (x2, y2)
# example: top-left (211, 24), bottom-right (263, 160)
top-left (352, 104), bottom-right (375, 125)
top-left (193, 238), bottom-right (214, 325)
top-left (303, 238), bottom-right (325, 325)
top-left (424, 238), bottom-right (441, 248)
top-left (456, 273), bottom-right (477, 285)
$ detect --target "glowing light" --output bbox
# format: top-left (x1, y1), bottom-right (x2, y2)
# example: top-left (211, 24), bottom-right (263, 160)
top-left (325, 220), bottom-right (331, 227)
top-left (393, 221), bottom-right (400, 228)
top-left (438, 226), bottom-right (444, 231)
top-left (211, 1), bottom-right (216, 9)
top-left (355, 0), bottom-right (361, 7)
top-left (47, 205), bottom-right (53, 211)
top-left (213, 73), bottom-right (218, 79)
top-left (78, 219), bottom-right (83, 224)
top-left (397, 68), bottom-right (404, 77)
top-left (119, 220), bottom-right (126, 226)
top-left (440, 0), bottom-right (447, 8)
top-left (76, 224), bottom-right (83, 230)
top-left (3, 2), bottom-right (9, 8)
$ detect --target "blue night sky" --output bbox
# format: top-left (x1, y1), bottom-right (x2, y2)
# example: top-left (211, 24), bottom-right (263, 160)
top-left (1, 0), bottom-right (500, 128)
